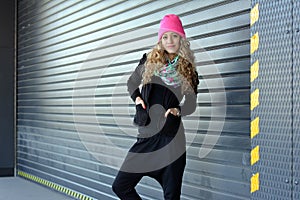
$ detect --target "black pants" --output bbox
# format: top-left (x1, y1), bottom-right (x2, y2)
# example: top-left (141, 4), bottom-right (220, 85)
top-left (112, 152), bottom-right (186, 200)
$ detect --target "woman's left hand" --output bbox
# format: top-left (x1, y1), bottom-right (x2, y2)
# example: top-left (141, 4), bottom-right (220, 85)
top-left (165, 108), bottom-right (180, 117)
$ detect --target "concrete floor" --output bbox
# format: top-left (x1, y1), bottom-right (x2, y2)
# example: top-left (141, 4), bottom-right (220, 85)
top-left (0, 177), bottom-right (74, 200)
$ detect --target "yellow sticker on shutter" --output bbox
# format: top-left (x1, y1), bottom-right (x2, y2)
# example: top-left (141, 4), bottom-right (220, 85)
top-left (251, 3), bottom-right (259, 26)
top-left (251, 60), bottom-right (259, 82)
top-left (251, 33), bottom-right (259, 54)
top-left (251, 89), bottom-right (259, 110)
top-left (251, 117), bottom-right (260, 139)
top-left (251, 173), bottom-right (260, 193)
top-left (251, 145), bottom-right (260, 165)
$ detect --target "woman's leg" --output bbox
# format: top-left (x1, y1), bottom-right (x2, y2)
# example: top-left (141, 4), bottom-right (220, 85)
top-left (112, 171), bottom-right (143, 200)
top-left (160, 152), bottom-right (186, 200)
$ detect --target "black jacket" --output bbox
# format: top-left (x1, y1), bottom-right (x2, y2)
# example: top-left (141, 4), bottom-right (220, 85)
top-left (127, 54), bottom-right (198, 117)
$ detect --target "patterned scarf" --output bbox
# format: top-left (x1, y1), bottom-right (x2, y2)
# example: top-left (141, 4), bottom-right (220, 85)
top-left (154, 55), bottom-right (181, 88)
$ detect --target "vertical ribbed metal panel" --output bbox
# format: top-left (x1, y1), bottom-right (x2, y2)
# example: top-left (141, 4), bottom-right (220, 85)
top-left (293, 0), bottom-right (300, 199)
top-left (17, 0), bottom-right (250, 199)
top-left (251, 1), bottom-right (293, 199)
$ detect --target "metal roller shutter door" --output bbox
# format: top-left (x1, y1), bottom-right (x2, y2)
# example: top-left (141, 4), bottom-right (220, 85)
top-left (293, 0), bottom-right (300, 199)
top-left (17, 0), bottom-right (250, 199)
top-left (250, 0), bottom-right (298, 199)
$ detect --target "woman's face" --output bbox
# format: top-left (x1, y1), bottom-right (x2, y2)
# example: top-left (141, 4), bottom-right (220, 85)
top-left (161, 32), bottom-right (180, 54)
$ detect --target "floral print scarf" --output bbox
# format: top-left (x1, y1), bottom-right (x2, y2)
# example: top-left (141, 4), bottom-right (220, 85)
top-left (154, 55), bottom-right (181, 88)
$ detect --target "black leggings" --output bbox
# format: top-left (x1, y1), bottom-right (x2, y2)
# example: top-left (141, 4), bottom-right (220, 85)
top-left (112, 152), bottom-right (186, 200)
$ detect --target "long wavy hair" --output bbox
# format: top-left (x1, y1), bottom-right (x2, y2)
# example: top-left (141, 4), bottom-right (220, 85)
top-left (142, 38), bottom-right (198, 94)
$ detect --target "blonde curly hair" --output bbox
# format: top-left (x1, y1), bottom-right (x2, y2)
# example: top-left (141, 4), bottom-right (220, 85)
top-left (142, 38), bottom-right (198, 94)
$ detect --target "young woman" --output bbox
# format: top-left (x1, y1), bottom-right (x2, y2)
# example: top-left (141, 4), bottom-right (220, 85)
top-left (112, 14), bottom-right (199, 200)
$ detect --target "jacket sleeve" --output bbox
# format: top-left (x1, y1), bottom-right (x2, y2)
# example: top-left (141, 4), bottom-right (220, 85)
top-left (179, 71), bottom-right (199, 116)
top-left (179, 92), bottom-right (197, 116)
top-left (127, 53), bottom-right (147, 102)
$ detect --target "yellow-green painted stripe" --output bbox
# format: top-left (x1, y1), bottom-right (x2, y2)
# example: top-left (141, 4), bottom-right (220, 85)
top-left (18, 171), bottom-right (94, 200)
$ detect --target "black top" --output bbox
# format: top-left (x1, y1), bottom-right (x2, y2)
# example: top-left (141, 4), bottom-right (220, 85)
top-left (127, 53), bottom-right (198, 117)
top-left (127, 54), bottom-right (198, 137)
top-left (148, 76), bottom-right (182, 110)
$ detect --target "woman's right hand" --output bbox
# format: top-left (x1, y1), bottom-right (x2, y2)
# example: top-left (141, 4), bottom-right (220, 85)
top-left (135, 96), bottom-right (146, 109)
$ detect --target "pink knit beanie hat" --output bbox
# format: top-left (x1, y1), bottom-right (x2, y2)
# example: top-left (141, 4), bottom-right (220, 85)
top-left (158, 14), bottom-right (186, 41)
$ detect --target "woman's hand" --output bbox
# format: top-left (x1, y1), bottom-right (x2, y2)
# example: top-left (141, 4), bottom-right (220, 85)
top-left (165, 108), bottom-right (180, 117)
top-left (135, 97), bottom-right (146, 109)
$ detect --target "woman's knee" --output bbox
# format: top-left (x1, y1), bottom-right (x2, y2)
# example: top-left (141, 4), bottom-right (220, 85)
top-left (112, 180), bottom-right (122, 196)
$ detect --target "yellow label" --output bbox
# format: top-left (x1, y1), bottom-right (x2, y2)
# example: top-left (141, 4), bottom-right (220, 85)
top-left (251, 3), bottom-right (259, 26)
top-left (251, 145), bottom-right (260, 165)
top-left (251, 32), bottom-right (259, 54)
top-left (251, 173), bottom-right (260, 193)
top-left (251, 117), bottom-right (260, 139)
top-left (251, 89), bottom-right (259, 110)
top-left (251, 60), bottom-right (259, 82)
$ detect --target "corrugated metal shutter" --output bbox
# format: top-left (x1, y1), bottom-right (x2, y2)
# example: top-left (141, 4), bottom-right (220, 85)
top-left (17, 0), bottom-right (250, 199)
top-left (250, 1), bottom-right (300, 199)
top-left (293, 0), bottom-right (300, 199)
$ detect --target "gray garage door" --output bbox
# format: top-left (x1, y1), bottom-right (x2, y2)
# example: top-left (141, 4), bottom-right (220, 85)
top-left (17, 0), bottom-right (250, 199)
